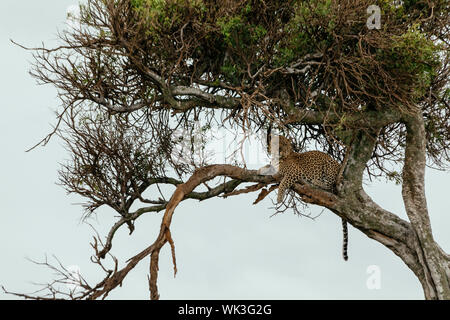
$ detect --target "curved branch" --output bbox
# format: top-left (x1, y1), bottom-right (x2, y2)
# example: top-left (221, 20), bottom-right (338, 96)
top-left (98, 179), bottom-right (243, 258)
top-left (98, 204), bottom-right (167, 259)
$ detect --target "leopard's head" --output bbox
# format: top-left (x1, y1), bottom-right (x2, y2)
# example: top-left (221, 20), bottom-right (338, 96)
top-left (268, 135), bottom-right (293, 159)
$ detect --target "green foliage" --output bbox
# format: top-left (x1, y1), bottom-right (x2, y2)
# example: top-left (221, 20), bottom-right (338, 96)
top-left (220, 62), bottom-right (240, 85)
top-left (71, 0), bottom-right (447, 117)
top-left (273, 0), bottom-right (334, 66)
top-left (217, 12), bottom-right (267, 48)
top-left (131, 0), bottom-right (206, 37)
top-left (36, 0), bottom-right (450, 178)
top-left (379, 25), bottom-right (441, 99)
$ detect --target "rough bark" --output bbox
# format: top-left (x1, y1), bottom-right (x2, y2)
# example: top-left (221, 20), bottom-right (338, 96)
top-left (330, 117), bottom-right (450, 300)
top-left (401, 112), bottom-right (450, 299)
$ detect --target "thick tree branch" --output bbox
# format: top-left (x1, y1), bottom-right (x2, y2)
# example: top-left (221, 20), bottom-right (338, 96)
top-left (285, 108), bottom-right (401, 129)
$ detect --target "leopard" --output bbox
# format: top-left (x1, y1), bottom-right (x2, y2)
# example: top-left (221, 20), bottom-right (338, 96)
top-left (268, 135), bottom-right (349, 261)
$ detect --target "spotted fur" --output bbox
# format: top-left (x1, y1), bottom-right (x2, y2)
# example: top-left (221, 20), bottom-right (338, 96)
top-left (271, 135), bottom-right (349, 261)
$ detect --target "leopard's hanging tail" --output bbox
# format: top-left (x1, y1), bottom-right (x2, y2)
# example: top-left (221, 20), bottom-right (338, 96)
top-left (337, 136), bottom-right (356, 262)
top-left (342, 218), bottom-right (348, 261)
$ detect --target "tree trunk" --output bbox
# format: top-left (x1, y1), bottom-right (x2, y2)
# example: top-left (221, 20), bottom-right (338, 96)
top-left (334, 122), bottom-right (450, 299)
top-left (401, 112), bottom-right (450, 299)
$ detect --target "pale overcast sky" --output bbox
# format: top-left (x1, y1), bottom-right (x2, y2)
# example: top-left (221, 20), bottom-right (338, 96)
top-left (1, 1), bottom-right (449, 300)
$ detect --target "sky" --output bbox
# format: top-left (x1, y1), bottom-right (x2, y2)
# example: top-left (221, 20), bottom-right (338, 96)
top-left (0, 1), bottom-right (449, 300)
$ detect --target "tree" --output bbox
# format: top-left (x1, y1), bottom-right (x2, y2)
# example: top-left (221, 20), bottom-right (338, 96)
top-left (6, 0), bottom-right (450, 299)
